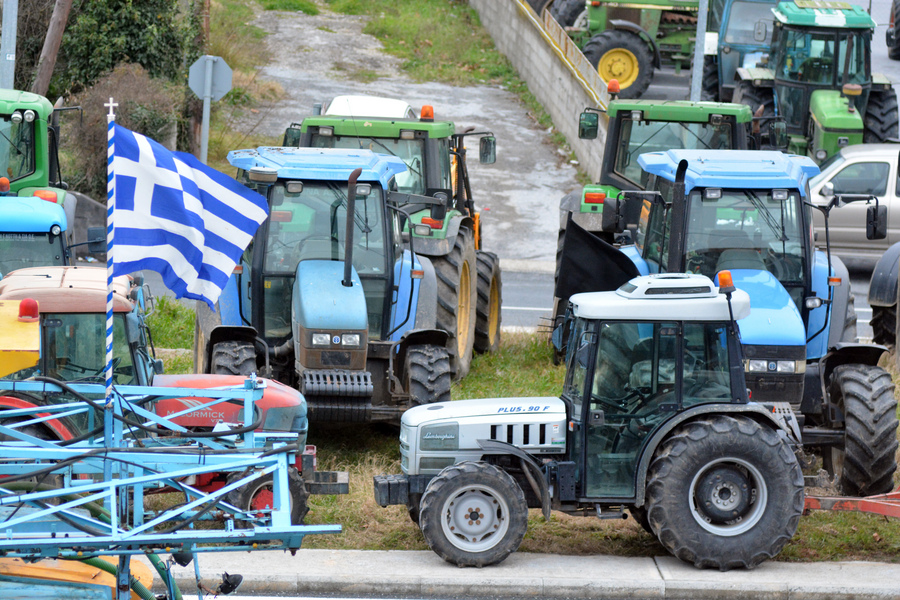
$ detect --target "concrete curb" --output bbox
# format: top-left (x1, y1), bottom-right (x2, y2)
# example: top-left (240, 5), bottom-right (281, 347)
top-left (148, 550), bottom-right (900, 600)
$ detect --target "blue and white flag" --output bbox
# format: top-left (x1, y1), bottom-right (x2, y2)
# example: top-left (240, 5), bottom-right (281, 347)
top-left (109, 123), bottom-right (268, 308)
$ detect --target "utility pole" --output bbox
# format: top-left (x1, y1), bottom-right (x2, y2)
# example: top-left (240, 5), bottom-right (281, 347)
top-left (689, 0), bottom-right (709, 102)
top-left (32, 0), bottom-right (73, 96)
top-left (0, 0), bottom-right (18, 89)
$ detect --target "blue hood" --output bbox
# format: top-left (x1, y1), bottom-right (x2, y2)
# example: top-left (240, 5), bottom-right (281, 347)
top-left (720, 269), bottom-right (806, 347)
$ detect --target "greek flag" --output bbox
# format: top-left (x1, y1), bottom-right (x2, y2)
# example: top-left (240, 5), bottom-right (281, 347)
top-left (108, 123), bottom-right (268, 308)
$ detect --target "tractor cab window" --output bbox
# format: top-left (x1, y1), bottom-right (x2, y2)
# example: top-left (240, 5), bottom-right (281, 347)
top-left (683, 188), bottom-right (806, 306)
top-left (582, 320), bottom-right (735, 498)
top-left (722, 1), bottom-right (775, 45)
top-left (583, 321), bottom-right (677, 497)
top-left (309, 134), bottom-right (425, 194)
top-left (776, 28), bottom-right (868, 87)
top-left (0, 232), bottom-right (66, 276)
top-left (0, 116), bottom-right (35, 181)
top-left (32, 313), bottom-right (136, 385)
top-left (614, 120), bottom-right (734, 187)
top-left (264, 181), bottom-right (389, 339)
top-left (640, 179), bottom-right (674, 272)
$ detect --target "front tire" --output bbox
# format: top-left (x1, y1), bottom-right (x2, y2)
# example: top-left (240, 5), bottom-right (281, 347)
top-left (645, 416), bottom-right (804, 570)
top-left (211, 341), bottom-right (256, 376)
top-left (431, 226), bottom-right (477, 379)
top-left (824, 365), bottom-right (898, 496)
top-left (405, 344), bottom-right (452, 407)
top-left (582, 30), bottom-right (654, 99)
top-left (550, 0), bottom-right (587, 26)
top-left (419, 461), bottom-right (528, 567)
top-left (474, 251), bottom-right (502, 354)
top-left (701, 56), bottom-right (719, 101)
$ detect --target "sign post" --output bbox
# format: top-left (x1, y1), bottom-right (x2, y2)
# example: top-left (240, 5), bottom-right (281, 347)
top-left (189, 55), bottom-right (233, 164)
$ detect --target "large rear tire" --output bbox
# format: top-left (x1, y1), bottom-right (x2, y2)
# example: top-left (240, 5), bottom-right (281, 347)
top-left (732, 81), bottom-right (776, 129)
top-left (582, 30), bottom-right (654, 99)
top-left (701, 56), bottom-right (719, 101)
top-left (870, 304), bottom-right (896, 349)
top-left (419, 461), bottom-right (528, 568)
top-left (211, 341), bottom-right (256, 376)
top-left (227, 467), bottom-right (309, 526)
top-left (864, 89), bottom-right (900, 143)
top-left (823, 365), bottom-right (898, 496)
top-left (550, 0), bottom-right (587, 26)
top-left (645, 415), bottom-right (804, 570)
top-left (431, 226), bottom-right (477, 379)
top-left (474, 251), bottom-right (502, 354)
top-left (405, 344), bottom-right (452, 407)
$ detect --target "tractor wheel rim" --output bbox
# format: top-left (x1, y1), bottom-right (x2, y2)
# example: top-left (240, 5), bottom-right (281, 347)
top-left (440, 484), bottom-right (509, 552)
top-left (250, 487), bottom-right (275, 516)
top-left (689, 457), bottom-right (767, 536)
top-left (487, 276), bottom-right (500, 347)
top-left (457, 261), bottom-right (472, 357)
top-left (598, 48), bottom-right (639, 89)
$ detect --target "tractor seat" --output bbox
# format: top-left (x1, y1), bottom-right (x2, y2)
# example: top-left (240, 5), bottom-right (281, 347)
top-left (715, 248), bottom-right (767, 272)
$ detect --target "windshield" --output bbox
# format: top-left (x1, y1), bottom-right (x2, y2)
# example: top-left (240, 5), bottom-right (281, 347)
top-left (309, 134), bottom-right (425, 194)
top-left (723, 1), bottom-right (775, 44)
top-left (5, 313), bottom-right (135, 384)
top-left (615, 120), bottom-right (734, 185)
top-left (0, 232), bottom-right (66, 276)
top-left (684, 188), bottom-right (806, 296)
top-left (0, 117), bottom-right (36, 182)
top-left (776, 28), bottom-right (868, 86)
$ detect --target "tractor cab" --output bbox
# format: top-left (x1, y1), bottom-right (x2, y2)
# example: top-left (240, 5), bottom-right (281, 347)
top-left (770, 1), bottom-right (873, 138)
top-left (561, 273), bottom-right (751, 498)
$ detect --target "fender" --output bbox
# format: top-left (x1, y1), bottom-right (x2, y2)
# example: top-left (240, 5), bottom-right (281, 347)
top-left (394, 328), bottom-right (451, 374)
top-left (203, 325), bottom-right (259, 374)
top-left (412, 214), bottom-right (475, 257)
top-left (868, 241), bottom-right (900, 307)
top-left (820, 342), bottom-right (888, 382)
top-left (0, 395), bottom-right (76, 441)
top-left (476, 438), bottom-right (552, 521)
top-left (632, 403), bottom-right (797, 507)
top-left (826, 256), bottom-right (853, 348)
top-left (411, 255), bottom-right (438, 332)
top-left (609, 19), bottom-right (661, 69)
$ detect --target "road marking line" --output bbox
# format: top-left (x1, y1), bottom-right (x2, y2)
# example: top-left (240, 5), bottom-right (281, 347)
top-left (502, 306), bottom-right (552, 311)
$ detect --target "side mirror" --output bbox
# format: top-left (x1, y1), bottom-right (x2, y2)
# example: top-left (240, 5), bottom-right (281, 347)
top-left (479, 136), bottom-right (496, 164)
top-left (601, 196), bottom-right (624, 233)
top-left (430, 191), bottom-right (448, 221)
top-left (754, 21), bottom-right (767, 42)
top-left (867, 204), bottom-right (887, 240)
top-left (768, 121), bottom-right (787, 150)
top-left (87, 226), bottom-right (107, 253)
top-left (578, 111), bottom-right (600, 139)
top-left (821, 181), bottom-right (834, 198)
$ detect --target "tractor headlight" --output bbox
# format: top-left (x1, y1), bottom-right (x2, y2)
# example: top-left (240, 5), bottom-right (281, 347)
top-left (50, 224), bottom-right (61, 236)
top-left (748, 360), bottom-right (768, 372)
top-left (341, 333), bottom-right (360, 347)
top-left (23, 110), bottom-right (35, 123)
top-left (312, 333), bottom-right (330, 346)
top-left (776, 360), bottom-right (795, 373)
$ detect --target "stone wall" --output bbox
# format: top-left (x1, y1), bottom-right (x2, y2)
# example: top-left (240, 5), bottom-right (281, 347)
top-left (468, 0), bottom-right (610, 181)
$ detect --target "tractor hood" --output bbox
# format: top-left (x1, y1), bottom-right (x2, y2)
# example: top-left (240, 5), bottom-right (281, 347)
top-left (401, 396), bottom-right (566, 428)
top-left (292, 260), bottom-right (368, 331)
top-left (723, 269), bottom-right (806, 347)
top-left (809, 90), bottom-right (864, 132)
top-left (152, 374), bottom-right (309, 441)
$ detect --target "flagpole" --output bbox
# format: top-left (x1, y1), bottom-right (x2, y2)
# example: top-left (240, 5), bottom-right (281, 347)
top-left (104, 98), bottom-right (117, 423)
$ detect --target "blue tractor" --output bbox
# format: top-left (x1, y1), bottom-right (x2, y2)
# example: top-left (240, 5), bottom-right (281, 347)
top-left (195, 148), bottom-right (453, 424)
top-left (561, 149), bottom-right (898, 495)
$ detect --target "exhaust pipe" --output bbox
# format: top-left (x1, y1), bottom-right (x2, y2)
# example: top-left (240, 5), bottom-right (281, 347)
top-left (343, 167), bottom-right (363, 287)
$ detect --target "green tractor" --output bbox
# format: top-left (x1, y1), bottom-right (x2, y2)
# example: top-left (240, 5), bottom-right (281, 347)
top-left (549, 0), bottom-right (700, 98)
top-left (733, 0), bottom-right (898, 163)
top-left (284, 98), bottom-right (500, 378)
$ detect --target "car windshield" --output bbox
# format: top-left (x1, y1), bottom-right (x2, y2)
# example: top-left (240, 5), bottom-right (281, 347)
top-left (723, 1), bottom-right (775, 45)
top-left (0, 116), bottom-right (36, 181)
top-left (684, 188), bottom-right (806, 293)
top-left (309, 134), bottom-right (424, 194)
top-left (0, 232), bottom-right (66, 277)
top-left (615, 120), bottom-right (734, 185)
